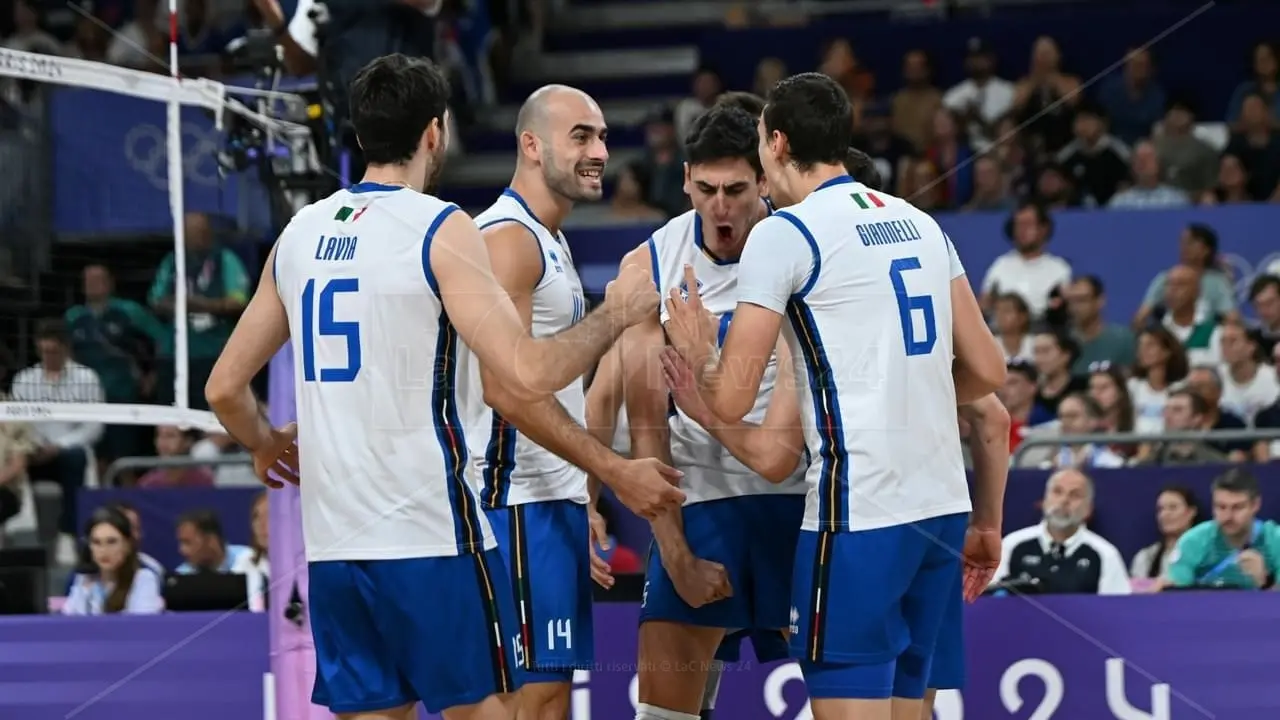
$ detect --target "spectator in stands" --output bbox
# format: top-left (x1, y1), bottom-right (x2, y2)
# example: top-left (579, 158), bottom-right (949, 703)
top-left (1042, 393), bottom-right (1126, 470)
top-left (962, 156), bottom-right (1015, 212)
top-left (1011, 36), bottom-right (1081, 158)
top-left (1129, 325), bottom-right (1189, 434)
top-left (1224, 94), bottom-right (1280, 201)
top-left (1134, 224), bottom-right (1236, 329)
top-left (65, 13), bottom-right (109, 63)
top-left (1185, 367), bottom-right (1252, 462)
top-left (1055, 100), bottom-right (1129, 207)
top-left (852, 100), bottom-right (913, 194)
top-left (1165, 468), bottom-right (1280, 591)
top-left (102, 500), bottom-right (165, 575)
top-left (1140, 388), bottom-right (1228, 466)
top-left (147, 212), bottom-right (250, 412)
top-left (638, 106), bottom-right (687, 218)
top-left (900, 158), bottom-right (945, 211)
top-left (998, 358), bottom-right (1055, 455)
top-left (603, 162), bottom-right (665, 224)
top-left (1200, 153), bottom-right (1256, 206)
top-left (817, 39), bottom-right (873, 123)
top-left (1031, 162), bottom-right (1079, 210)
top-left (1087, 363), bottom-right (1137, 458)
top-left (1130, 486), bottom-right (1199, 587)
top-left (1096, 47), bottom-right (1166, 145)
top-left (1032, 330), bottom-right (1087, 415)
top-left (993, 292), bottom-right (1033, 362)
top-left (2, 0), bottom-right (63, 56)
top-left (1152, 265), bottom-right (1224, 366)
top-left (63, 506), bottom-right (163, 615)
top-left (890, 49), bottom-right (942, 152)
top-left (1067, 276), bottom-right (1136, 374)
top-left (675, 66), bottom-right (722, 144)
top-left (174, 508), bottom-right (250, 574)
top-left (1250, 275), bottom-right (1280, 352)
top-left (1109, 140), bottom-right (1191, 208)
top-left (12, 319), bottom-right (104, 565)
top-left (106, 0), bottom-right (164, 69)
top-left (922, 107), bottom-right (973, 207)
top-left (992, 115), bottom-right (1033, 198)
top-left (942, 37), bottom-right (1014, 153)
top-left (1219, 321), bottom-right (1280, 425)
top-left (752, 57), bottom-right (787, 100)
top-left (992, 469), bottom-right (1130, 595)
top-left (980, 202), bottom-right (1072, 320)
top-left (0, 392), bottom-right (35, 548)
top-left (137, 426), bottom-right (215, 489)
top-left (190, 431), bottom-right (259, 486)
top-left (1155, 98), bottom-right (1218, 197)
top-left (66, 264), bottom-right (169, 474)
top-left (231, 491), bottom-right (269, 611)
top-left (1225, 41), bottom-right (1280, 128)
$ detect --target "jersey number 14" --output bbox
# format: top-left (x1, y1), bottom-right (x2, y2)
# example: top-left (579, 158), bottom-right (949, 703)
top-left (301, 277), bottom-right (362, 382)
top-left (889, 257), bottom-right (937, 357)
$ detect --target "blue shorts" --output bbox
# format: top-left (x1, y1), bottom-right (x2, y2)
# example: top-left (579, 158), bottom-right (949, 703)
top-left (309, 551), bottom-right (523, 714)
top-left (487, 500), bottom-right (594, 682)
top-left (927, 568), bottom-right (965, 690)
top-left (790, 513), bottom-right (967, 700)
top-left (640, 494), bottom-right (805, 663)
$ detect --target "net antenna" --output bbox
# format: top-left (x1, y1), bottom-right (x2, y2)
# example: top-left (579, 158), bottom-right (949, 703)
top-left (0, 34), bottom-right (310, 434)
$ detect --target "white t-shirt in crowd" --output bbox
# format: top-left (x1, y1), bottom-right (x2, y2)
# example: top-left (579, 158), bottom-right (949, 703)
top-left (980, 250), bottom-right (1073, 318)
top-left (942, 76), bottom-right (1016, 151)
top-left (1220, 363), bottom-right (1280, 424)
top-left (997, 333), bottom-right (1034, 362)
top-left (1162, 315), bottom-right (1223, 367)
top-left (1128, 377), bottom-right (1169, 434)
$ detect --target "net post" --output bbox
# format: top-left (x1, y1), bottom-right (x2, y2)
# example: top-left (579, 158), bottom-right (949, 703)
top-left (168, 0), bottom-right (189, 410)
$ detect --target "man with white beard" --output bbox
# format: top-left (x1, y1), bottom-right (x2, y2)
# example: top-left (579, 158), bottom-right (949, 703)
top-left (990, 469), bottom-right (1131, 595)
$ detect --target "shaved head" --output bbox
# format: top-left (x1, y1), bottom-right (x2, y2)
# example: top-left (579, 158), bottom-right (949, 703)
top-left (514, 84), bottom-right (609, 202)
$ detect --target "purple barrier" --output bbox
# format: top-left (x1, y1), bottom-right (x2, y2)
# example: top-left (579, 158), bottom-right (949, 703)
top-left (607, 464), bottom-right (1280, 570)
top-left (6, 594), bottom-right (1278, 719)
top-left (78, 488), bottom-right (260, 569)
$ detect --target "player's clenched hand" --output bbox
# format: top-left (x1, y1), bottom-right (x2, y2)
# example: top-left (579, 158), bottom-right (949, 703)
top-left (670, 557), bottom-right (733, 608)
top-left (252, 423), bottom-right (300, 488)
top-left (604, 262), bottom-right (659, 326)
top-left (663, 265), bottom-right (718, 373)
top-left (588, 505), bottom-right (614, 589)
top-left (608, 457), bottom-right (685, 520)
top-left (660, 346), bottom-right (714, 426)
top-left (961, 526), bottom-right (1001, 602)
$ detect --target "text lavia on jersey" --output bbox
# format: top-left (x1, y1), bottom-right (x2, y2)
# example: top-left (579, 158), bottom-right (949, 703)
top-left (855, 219), bottom-right (923, 247)
top-left (314, 235), bottom-right (359, 262)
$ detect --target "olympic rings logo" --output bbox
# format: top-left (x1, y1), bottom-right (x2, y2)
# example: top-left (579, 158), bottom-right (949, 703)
top-left (123, 121), bottom-right (223, 190)
top-left (1221, 251), bottom-right (1280, 306)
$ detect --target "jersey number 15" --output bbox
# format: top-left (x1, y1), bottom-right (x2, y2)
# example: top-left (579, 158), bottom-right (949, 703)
top-left (301, 277), bottom-right (362, 383)
top-left (889, 257), bottom-right (937, 357)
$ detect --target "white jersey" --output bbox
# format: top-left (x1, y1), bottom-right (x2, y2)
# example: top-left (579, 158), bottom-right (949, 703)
top-left (463, 189), bottom-right (590, 508)
top-left (736, 177), bottom-right (971, 532)
top-left (650, 208), bottom-right (807, 504)
top-left (274, 182), bottom-right (492, 561)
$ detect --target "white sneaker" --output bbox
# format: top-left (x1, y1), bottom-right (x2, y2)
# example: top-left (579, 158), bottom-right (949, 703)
top-left (56, 533), bottom-right (79, 567)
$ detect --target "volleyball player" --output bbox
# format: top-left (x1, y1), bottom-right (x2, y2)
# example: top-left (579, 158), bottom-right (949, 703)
top-left (204, 54), bottom-right (683, 720)
top-left (662, 73), bottom-right (1006, 720)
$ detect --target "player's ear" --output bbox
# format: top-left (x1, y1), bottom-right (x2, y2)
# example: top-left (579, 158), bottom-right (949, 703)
top-left (422, 117), bottom-right (442, 155)
top-left (682, 162), bottom-right (692, 196)
top-left (519, 130), bottom-right (539, 164)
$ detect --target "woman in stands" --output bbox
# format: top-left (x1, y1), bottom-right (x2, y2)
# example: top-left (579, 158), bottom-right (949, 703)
top-left (231, 491), bottom-right (270, 611)
top-left (1129, 326), bottom-right (1190, 436)
top-left (994, 292), bottom-right (1034, 362)
top-left (1130, 486), bottom-right (1200, 588)
top-left (63, 506), bottom-right (163, 615)
top-left (1089, 362), bottom-right (1137, 458)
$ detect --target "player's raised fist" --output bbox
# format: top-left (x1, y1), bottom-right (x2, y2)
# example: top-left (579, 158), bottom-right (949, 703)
top-left (671, 557), bottom-right (734, 608)
top-left (608, 456), bottom-right (684, 520)
top-left (252, 422), bottom-right (300, 488)
top-left (604, 262), bottom-right (659, 325)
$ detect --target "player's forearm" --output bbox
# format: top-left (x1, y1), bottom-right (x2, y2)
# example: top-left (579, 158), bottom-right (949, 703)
top-left (584, 401), bottom-right (619, 506)
top-left (631, 428), bottom-right (690, 562)
top-left (522, 305), bottom-right (628, 393)
top-left (698, 417), bottom-right (803, 483)
top-left (487, 389), bottom-right (626, 483)
top-left (695, 346), bottom-right (754, 424)
top-left (960, 395), bottom-right (1010, 530)
top-left (207, 386), bottom-right (274, 453)
top-left (954, 359), bottom-right (1004, 405)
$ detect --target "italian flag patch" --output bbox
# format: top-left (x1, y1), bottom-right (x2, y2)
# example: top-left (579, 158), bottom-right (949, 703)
top-left (850, 192), bottom-right (885, 209)
top-left (334, 206), bottom-right (368, 222)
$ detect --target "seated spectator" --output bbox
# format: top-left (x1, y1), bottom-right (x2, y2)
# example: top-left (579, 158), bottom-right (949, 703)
top-left (1128, 326), bottom-right (1190, 434)
top-left (753, 57), bottom-right (787, 100)
top-left (63, 506), bottom-right (163, 615)
top-left (853, 101), bottom-right (913, 193)
top-left (1032, 330), bottom-right (1087, 416)
top-left (638, 107), bottom-right (687, 218)
top-left (106, 0), bottom-right (164, 69)
top-left (0, 391), bottom-right (35, 547)
top-left (980, 202), bottom-right (1072, 320)
top-left (174, 509), bottom-right (251, 574)
top-left (1087, 363), bottom-right (1137, 458)
top-left (190, 432), bottom-right (258, 486)
top-left (138, 426), bottom-right (215, 488)
top-left (1185, 367), bottom-right (1252, 461)
top-left (1134, 224), bottom-right (1236, 328)
top-left (1152, 265), bottom-right (1223, 366)
top-left (1042, 393), bottom-right (1126, 470)
top-left (993, 293), bottom-right (1033, 361)
top-left (604, 163), bottom-right (666, 223)
top-left (1219, 320), bottom-right (1280, 425)
top-left (992, 115), bottom-right (1033, 198)
top-left (942, 37), bottom-right (1015, 153)
top-left (2, 1), bottom-right (63, 56)
top-left (1199, 153), bottom-right (1255, 206)
top-left (1109, 140), bottom-right (1190, 209)
top-left (922, 107), bottom-right (973, 207)
top-left (890, 49), bottom-right (942, 152)
top-left (1067, 276), bottom-right (1136, 374)
top-left (1056, 100), bottom-right (1130, 207)
top-left (961, 155), bottom-right (1014, 212)
top-left (101, 500), bottom-right (165, 576)
top-left (1096, 47), bottom-right (1166, 146)
top-left (231, 492), bottom-right (269, 611)
top-left (1130, 486), bottom-right (1199, 587)
top-left (1140, 388), bottom-right (1228, 466)
top-left (991, 469), bottom-right (1130, 595)
top-left (900, 158), bottom-right (946, 211)
top-left (11, 319), bottom-right (104, 565)
top-left (1030, 162), bottom-right (1079, 210)
top-left (1164, 468), bottom-right (1280, 591)
top-left (818, 39), bottom-right (874, 112)
top-left (997, 358), bottom-right (1055, 455)
top-left (1011, 36), bottom-right (1081, 159)
top-left (1154, 97), bottom-right (1218, 197)
top-left (1224, 41), bottom-right (1280, 130)
top-left (1249, 275), bottom-right (1280, 353)
top-left (1223, 93), bottom-right (1280, 201)
top-left (675, 67), bottom-right (722, 143)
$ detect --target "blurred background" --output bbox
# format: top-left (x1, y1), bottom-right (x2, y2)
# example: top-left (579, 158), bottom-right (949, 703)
top-left (2, 0), bottom-right (1280, 718)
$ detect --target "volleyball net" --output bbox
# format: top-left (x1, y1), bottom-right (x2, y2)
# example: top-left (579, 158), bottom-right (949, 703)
top-left (0, 45), bottom-right (314, 449)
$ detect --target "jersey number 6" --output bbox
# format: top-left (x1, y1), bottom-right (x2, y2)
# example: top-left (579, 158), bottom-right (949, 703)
top-left (888, 257), bottom-right (937, 357)
top-left (301, 277), bottom-right (362, 382)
